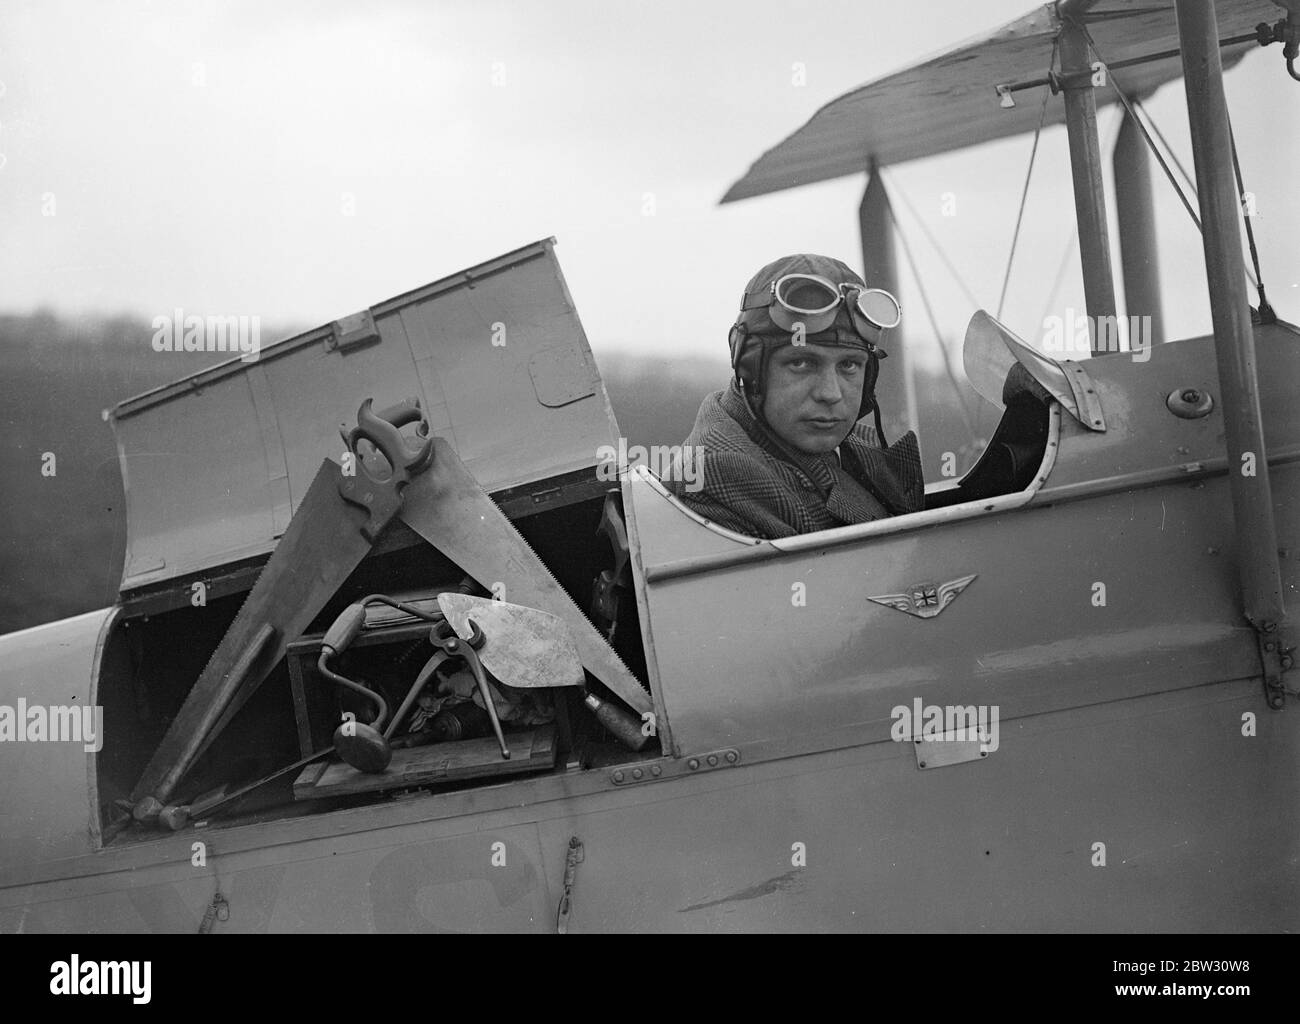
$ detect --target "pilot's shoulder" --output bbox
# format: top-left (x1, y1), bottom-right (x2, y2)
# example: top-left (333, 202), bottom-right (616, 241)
top-left (846, 423), bottom-right (921, 460)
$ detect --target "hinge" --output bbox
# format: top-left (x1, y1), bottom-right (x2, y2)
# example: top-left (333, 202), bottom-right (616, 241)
top-left (1256, 626), bottom-right (1296, 710)
top-left (609, 748), bottom-right (739, 786)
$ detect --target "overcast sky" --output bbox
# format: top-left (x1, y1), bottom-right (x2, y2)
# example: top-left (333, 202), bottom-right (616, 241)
top-left (2, 0), bottom-right (1296, 367)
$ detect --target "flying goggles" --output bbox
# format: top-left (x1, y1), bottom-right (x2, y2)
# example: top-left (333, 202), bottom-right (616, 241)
top-left (741, 273), bottom-right (901, 341)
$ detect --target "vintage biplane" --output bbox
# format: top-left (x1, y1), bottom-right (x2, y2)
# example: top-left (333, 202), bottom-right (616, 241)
top-left (0, 0), bottom-right (1296, 932)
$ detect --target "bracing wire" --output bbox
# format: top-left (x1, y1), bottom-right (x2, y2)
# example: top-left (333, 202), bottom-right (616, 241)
top-left (1036, 227), bottom-right (1079, 338)
top-left (1226, 110), bottom-right (1275, 321)
top-left (884, 194), bottom-right (981, 438)
top-left (1131, 96), bottom-right (1196, 193)
top-left (997, 36), bottom-right (1060, 321)
top-left (880, 169), bottom-right (983, 312)
top-left (1083, 25), bottom-right (1261, 292)
top-left (1031, 103), bottom-right (1118, 349)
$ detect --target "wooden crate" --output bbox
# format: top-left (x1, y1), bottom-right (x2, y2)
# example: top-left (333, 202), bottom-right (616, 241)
top-left (293, 725), bottom-right (556, 800)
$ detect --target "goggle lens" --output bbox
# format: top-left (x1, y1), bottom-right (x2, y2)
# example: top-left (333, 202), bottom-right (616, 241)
top-left (856, 288), bottom-right (902, 330)
top-left (773, 275), bottom-right (839, 314)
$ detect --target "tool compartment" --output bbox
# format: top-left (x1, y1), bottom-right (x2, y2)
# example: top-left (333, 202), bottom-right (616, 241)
top-left (95, 484), bottom-right (657, 840)
top-left (95, 239), bottom-right (658, 842)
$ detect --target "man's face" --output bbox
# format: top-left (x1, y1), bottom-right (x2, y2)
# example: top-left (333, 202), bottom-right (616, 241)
top-left (761, 343), bottom-right (868, 454)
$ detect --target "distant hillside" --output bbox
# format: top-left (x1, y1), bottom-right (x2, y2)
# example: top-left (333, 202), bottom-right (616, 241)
top-left (0, 313), bottom-right (987, 634)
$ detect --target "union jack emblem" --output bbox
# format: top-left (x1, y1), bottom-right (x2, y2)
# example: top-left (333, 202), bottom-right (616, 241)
top-left (868, 574), bottom-right (977, 620)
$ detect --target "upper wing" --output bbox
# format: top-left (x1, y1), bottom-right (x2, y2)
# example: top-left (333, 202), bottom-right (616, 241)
top-left (721, 0), bottom-right (1279, 203)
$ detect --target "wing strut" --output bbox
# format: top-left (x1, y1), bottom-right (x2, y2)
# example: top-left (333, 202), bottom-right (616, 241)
top-left (1060, 15), bottom-right (1120, 355)
top-left (1176, 0), bottom-right (1291, 709)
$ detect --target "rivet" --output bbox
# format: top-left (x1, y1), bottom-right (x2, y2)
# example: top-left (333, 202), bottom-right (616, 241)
top-left (725, 751), bottom-right (737, 763)
top-left (919, 761), bottom-right (927, 769)
top-left (650, 765), bottom-right (662, 777)
top-left (707, 754), bottom-right (718, 767)
top-left (613, 770), bottom-right (625, 783)
top-left (688, 758), bottom-right (700, 770)
top-left (632, 767), bottom-right (643, 780)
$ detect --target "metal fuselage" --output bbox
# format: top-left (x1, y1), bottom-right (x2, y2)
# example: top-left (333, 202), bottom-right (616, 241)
top-left (0, 324), bottom-right (1295, 933)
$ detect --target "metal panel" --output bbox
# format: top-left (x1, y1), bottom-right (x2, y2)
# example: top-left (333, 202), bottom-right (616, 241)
top-left (1038, 324), bottom-right (1300, 495)
top-left (721, 0), bottom-right (1275, 201)
top-left (2, 679), bottom-right (1295, 931)
top-left (0, 608), bottom-right (116, 868)
top-left (643, 479), bottom-right (1264, 755)
top-left (107, 239), bottom-right (619, 592)
top-left (116, 374), bottom-right (280, 587)
top-left (245, 363), bottom-right (294, 537)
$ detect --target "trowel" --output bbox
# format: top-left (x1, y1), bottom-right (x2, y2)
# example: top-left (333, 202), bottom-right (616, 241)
top-left (437, 594), bottom-right (650, 751)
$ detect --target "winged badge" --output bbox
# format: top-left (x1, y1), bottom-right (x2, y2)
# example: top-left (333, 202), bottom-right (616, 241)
top-left (867, 574), bottom-right (978, 620)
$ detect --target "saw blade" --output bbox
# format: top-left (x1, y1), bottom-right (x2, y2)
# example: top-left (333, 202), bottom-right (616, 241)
top-left (400, 438), bottom-right (653, 716)
top-left (130, 458), bottom-right (375, 806)
top-left (437, 593), bottom-right (585, 690)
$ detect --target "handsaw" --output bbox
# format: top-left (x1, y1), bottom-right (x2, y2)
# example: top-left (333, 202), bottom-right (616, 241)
top-left (401, 439), bottom-right (654, 718)
top-left (130, 399), bottom-right (433, 821)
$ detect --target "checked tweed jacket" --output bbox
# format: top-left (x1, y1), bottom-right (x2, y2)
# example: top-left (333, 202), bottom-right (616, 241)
top-left (665, 381), bottom-right (925, 540)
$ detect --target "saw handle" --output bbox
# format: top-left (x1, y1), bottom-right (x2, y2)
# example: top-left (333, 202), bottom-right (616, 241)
top-left (373, 397), bottom-right (426, 430)
top-left (344, 398), bottom-right (433, 483)
top-left (338, 397), bottom-right (435, 541)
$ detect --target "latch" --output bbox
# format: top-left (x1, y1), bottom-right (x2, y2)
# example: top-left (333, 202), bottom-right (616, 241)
top-left (198, 891), bottom-right (229, 934)
top-left (328, 309), bottom-right (381, 354)
top-left (555, 836), bottom-right (584, 934)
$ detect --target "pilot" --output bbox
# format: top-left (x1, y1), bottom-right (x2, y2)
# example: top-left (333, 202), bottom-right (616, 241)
top-left (666, 253), bottom-right (924, 539)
